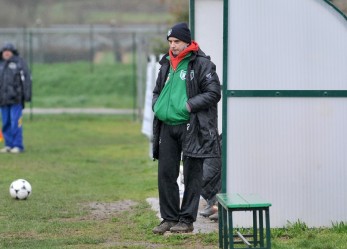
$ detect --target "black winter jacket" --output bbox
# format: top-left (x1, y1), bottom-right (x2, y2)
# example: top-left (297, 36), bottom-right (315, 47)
top-left (0, 55), bottom-right (32, 107)
top-left (201, 134), bottom-right (222, 201)
top-left (152, 48), bottom-right (221, 160)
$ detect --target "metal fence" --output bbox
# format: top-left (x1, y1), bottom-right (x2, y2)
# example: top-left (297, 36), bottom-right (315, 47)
top-left (0, 25), bottom-right (166, 63)
top-left (0, 25), bottom-right (167, 119)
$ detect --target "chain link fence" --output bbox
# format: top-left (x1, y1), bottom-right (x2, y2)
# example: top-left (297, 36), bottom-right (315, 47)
top-left (0, 25), bottom-right (167, 120)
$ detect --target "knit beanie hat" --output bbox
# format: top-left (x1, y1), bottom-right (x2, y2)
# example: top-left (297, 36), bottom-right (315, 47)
top-left (1, 43), bottom-right (18, 54)
top-left (167, 22), bottom-right (191, 44)
top-left (0, 42), bottom-right (19, 56)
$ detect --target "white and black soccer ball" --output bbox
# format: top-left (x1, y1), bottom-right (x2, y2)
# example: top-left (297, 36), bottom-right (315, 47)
top-left (9, 179), bottom-right (32, 200)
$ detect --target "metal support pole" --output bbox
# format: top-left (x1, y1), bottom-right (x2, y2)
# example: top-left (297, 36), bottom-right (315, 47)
top-left (29, 31), bottom-right (33, 120)
top-left (132, 32), bottom-right (137, 121)
top-left (89, 24), bottom-right (94, 73)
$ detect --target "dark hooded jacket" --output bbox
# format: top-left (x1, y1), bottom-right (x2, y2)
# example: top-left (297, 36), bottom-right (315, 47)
top-left (0, 43), bottom-right (32, 107)
top-left (201, 134), bottom-right (222, 201)
top-left (152, 48), bottom-right (221, 159)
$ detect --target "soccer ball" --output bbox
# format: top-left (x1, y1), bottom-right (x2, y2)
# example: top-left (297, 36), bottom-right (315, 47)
top-left (9, 179), bottom-right (32, 200)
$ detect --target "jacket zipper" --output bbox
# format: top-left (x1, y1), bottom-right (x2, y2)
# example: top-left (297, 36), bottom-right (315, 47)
top-left (165, 69), bottom-right (175, 121)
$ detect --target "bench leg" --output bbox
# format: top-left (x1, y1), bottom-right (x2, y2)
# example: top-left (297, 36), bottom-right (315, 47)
top-left (222, 207), bottom-right (228, 249)
top-left (253, 210), bottom-right (258, 247)
top-left (265, 208), bottom-right (271, 249)
top-left (228, 209), bottom-right (234, 249)
top-left (218, 203), bottom-right (223, 249)
top-left (259, 209), bottom-right (264, 247)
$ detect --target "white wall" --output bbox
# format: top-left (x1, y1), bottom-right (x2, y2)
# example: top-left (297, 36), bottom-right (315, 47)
top-left (227, 98), bottom-right (347, 227)
top-left (228, 0), bottom-right (347, 90)
top-left (226, 0), bottom-right (347, 227)
top-left (194, 0), bottom-right (224, 132)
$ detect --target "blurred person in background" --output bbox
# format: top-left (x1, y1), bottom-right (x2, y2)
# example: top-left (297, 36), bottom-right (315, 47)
top-left (0, 43), bottom-right (32, 153)
top-left (199, 158), bottom-right (220, 219)
top-left (152, 23), bottom-right (221, 234)
top-left (199, 134), bottom-right (222, 221)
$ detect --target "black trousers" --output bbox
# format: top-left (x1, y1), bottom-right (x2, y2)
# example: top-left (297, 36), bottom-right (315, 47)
top-left (158, 123), bottom-right (203, 224)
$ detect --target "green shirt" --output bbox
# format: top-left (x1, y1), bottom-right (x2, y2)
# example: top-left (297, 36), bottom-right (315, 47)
top-left (153, 54), bottom-right (191, 125)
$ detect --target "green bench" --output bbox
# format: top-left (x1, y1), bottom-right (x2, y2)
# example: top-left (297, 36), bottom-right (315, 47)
top-left (216, 193), bottom-right (272, 249)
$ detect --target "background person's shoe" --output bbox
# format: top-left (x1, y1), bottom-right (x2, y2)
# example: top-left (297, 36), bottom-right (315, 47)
top-left (10, 147), bottom-right (22, 153)
top-left (0, 146), bottom-right (11, 153)
top-left (199, 204), bottom-right (218, 217)
top-left (170, 221), bottom-right (194, 233)
top-left (209, 212), bottom-right (218, 221)
top-left (152, 220), bottom-right (177, 235)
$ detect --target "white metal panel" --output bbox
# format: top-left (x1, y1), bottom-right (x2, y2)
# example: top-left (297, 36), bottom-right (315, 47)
top-left (228, 0), bottom-right (347, 90)
top-left (195, 0), bottom-right (224, 132)
top-left (226, 0), bottom-right (347, 227)
top-left (195, 0), bottom-right (223, 80)
top-left (141, 55), bottom-right (156, 139)
top-left (227, 98), bottom-right (347, 227)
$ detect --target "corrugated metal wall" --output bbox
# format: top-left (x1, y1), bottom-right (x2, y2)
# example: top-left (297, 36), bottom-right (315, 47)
top-left (226, 0), bottom-right (347, 227)
top-left (228, 0), bottom-right (347, 90)
top-left (194, 0), bottom-right (224, 133)
top-left (227, 98), bottom-right (347, 227)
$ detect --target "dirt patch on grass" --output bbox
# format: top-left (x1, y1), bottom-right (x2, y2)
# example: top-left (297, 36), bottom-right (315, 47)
top-left (71, 200), bottom-right (219, 248)
top-left (83, 200), bottom-right (137, 220)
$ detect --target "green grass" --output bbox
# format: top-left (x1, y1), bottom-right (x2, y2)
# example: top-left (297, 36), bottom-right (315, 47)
top-left (271, 220), bottom-right (347, 249)
top-left (1, 115), bottom-right (347, 248)
top-left (31, 62), bottom-right (135, 108)
top-left (0, 115), bottom-right (217, 249)
top-left (35, 1), bottom-right (176, 25)
top-left (88, 11), bottom-right (172, 24)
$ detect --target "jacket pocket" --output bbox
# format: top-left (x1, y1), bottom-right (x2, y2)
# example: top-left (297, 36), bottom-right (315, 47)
top-left (184, 111), bottom-right (220, 157)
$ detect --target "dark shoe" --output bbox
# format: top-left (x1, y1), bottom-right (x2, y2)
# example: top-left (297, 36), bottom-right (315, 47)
top-left (170, 221), bottom-right (194, 233)
top-left (209, 212), bottom-right (218, 221)
top-left (199, 204), bottom-right (217, 217)
top-left (152, 220), bottom-right (177, 235)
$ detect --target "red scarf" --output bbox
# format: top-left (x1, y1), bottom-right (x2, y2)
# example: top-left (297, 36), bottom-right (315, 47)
top-left (169, 41), bottom-right (199, 71)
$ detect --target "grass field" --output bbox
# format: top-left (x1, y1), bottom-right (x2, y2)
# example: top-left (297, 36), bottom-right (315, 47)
top-left (32, 63), bottom-right (135, 108)
top-left (0, 115), bottom-right (221, 249)
top-left (1, 114), bottom-right (347, 249)
top-left (0, 0), bottom-right (186, 28)
top-left (0, 115), bottom-right (151, 248)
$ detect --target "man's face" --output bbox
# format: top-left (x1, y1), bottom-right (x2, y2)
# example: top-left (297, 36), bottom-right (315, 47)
top-left (2, 50), bottom-right (13, 60)
top-left (168, 37), bottom-right (189, 56)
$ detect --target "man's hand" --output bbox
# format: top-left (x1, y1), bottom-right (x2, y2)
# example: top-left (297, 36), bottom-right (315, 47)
top-left (186, 102), bottom-right (191, 113)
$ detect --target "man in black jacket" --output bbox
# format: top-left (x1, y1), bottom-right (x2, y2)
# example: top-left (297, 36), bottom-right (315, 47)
top-left (152, 23), bottom-right (221, 234)
top-left (0, 43), bottom-right (32, 153)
